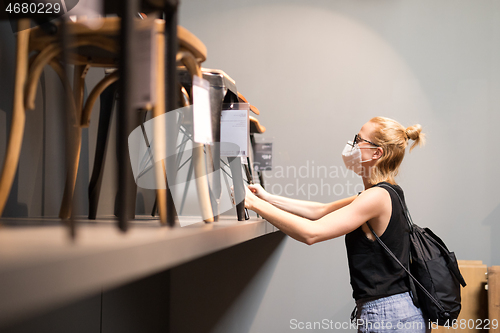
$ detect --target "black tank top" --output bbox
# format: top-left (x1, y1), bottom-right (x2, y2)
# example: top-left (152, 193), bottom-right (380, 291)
top-left (344, 182), bottom-right (410, 300)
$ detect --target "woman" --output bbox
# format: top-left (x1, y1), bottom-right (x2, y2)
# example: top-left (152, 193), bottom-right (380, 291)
top-left (244, 117), bottom-right (429, 332)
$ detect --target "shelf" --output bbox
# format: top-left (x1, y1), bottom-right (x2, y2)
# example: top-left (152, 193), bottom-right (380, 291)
top-left (0, 216), bottom-right (278, 327)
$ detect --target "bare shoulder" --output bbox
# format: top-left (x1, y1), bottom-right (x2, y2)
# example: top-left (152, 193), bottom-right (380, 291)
top-left (353, 186), bottom-right (391, 212)
top-left (358, 186), bottom-right (390, 199)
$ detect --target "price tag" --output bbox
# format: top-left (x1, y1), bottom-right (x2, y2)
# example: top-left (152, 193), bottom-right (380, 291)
top-left (220, 107), bottom-right (249, 157)
top-left (253, 143), bottom-right (273, 171)
top-left (192, 75), bottom-right (213, 144)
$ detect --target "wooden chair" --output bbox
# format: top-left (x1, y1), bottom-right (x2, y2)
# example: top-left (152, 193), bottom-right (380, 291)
top-left (82, 23), bottom-right (209, 224)
top-left (0, 17), bottom-right (164, 221)
top-left (176, 67), bottom-right (263, 221)
top-left (0, 17), bottom-right (208, 226)
top-left (175, 67), bottom-right (240, 221)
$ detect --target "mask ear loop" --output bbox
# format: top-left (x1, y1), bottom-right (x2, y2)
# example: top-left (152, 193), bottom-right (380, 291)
top-left (360, 157), bottom-right (373, 163)
top-left (358, 146), bottom-right (380, 163)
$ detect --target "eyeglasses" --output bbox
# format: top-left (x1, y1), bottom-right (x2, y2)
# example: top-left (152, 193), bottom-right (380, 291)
top-left (353, 134), bottom-right (380, 148)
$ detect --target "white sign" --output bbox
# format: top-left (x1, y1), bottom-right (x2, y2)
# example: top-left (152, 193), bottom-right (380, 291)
top-left (220, 107), bottom-right (249, 157)
top-left (192, 75), bottom-right (213, 144)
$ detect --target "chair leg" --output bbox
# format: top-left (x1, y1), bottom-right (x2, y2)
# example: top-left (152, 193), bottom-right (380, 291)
top-left (88, 81), bottom-right (118, 219)
top-left (204, 144), bottom-right (219, 221)
top-left (228, 156), bottom-right (247, 221)
top-left (81, 72), bottom-right (119, 127)
top-left (153, 28), bottom-right (168, 225)
top-left (224, 91), bottom-right (248, 221)
top-left (177, 52), bottom-right (214, 223)
top-left (0, 19), bottom-right (30, 217)
top-left (193, 143), bottom-right (214, 222)
top-left (25, 44), bottom-right (60, 111)
top-left (113, 111), bottom-right (140, 221)
top-left (59, 65), bottom-right (88, 219)
top-left (179, 157), bottom-right (194, 215)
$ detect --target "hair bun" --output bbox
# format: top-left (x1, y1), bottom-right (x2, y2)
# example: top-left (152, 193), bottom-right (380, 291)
top-left (405, 124), bottom-right (421, 141)
top-left (405, 124), bottom-right (425, 151)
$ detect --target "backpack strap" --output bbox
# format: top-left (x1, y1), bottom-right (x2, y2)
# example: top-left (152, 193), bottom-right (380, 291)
top-left (369, 183), bottom-right (447, 312)
top-left (375, 183), bottom-right (466, 287)
top-left (374, 183), bottom-right (414, 228)
top-left (366, 221), bottom-right (446, 313)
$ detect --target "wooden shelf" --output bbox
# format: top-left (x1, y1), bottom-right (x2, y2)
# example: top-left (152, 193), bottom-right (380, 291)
top-left (0, 216), bottom-right (277, 327)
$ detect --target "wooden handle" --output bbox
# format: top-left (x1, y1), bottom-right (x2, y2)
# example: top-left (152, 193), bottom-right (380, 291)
top-left (153, 27), bottom-right (167, 225)
top-left (177, 26), bottom-right (207, 63)
top-left (81, 72), bottom-right (119, 127)
top-left (249, 116), bottom-right (266, 133)
top-left (237, 92), bottom-right (260, 115)
top-left (59, 65), bottom-right (87, 219)
top-left (25, 37), bottom-right (118, 111)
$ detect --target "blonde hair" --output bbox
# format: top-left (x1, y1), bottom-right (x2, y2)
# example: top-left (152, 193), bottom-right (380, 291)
top-left (368, 117), bottom-right (425, 185)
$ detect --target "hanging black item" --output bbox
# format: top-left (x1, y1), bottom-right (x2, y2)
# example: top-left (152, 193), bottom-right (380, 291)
top-left (162, 0), bottom-right (180, 227)
top-left (116, 0), bottom-right (144, 231)
top-left (223, 93), bottom-right (249, 221)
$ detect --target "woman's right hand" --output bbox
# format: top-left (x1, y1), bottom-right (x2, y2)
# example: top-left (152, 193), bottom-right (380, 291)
top-left (247, 184), bottom-right (270, 201)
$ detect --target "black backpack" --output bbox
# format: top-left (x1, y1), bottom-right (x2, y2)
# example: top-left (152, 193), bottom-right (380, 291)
top-left (367, 184), bottom-right (467, 326)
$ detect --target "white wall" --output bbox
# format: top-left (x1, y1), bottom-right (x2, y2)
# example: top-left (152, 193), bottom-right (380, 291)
top-left (178, 0), bottom-right (500, 331)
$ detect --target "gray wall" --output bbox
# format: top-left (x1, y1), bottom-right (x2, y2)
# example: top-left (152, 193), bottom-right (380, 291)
top-left (1, 0), bottom-right (499, 332)
top-left (177, 0), bottom-right (500, 331)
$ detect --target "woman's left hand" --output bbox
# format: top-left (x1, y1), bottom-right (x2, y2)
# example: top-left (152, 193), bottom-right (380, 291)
top-left (244, 186), bottom-right (259, 211)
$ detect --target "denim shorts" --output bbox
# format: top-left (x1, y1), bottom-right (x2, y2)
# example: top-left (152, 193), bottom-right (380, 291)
top-left (355, 292), bottom-right (430, 333)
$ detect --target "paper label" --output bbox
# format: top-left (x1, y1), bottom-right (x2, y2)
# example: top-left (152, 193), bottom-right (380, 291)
top-left (220, 108), bottom-right (249, 157)
top-left (192, 76), bottom-right (213, 144)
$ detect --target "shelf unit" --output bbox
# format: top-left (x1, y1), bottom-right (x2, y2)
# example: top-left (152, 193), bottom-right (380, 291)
top-left (0, 216), bottom-right (277, 327)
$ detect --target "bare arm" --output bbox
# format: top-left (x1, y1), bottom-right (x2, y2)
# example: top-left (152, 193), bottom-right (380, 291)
top-left (248, 184), bottom-right (357, 220)
top-left (266, 194), bottom-right (357, 220)
top-left (245, 187), bottom-right (387, 245)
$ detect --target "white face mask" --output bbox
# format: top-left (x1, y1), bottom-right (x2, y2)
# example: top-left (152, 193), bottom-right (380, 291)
top-left (341, 141), bottom-right (374, 176)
